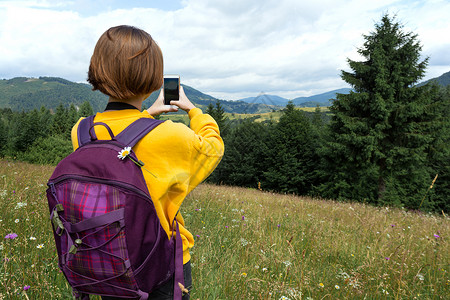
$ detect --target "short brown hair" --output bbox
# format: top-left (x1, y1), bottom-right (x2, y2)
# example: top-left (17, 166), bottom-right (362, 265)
top-left (88, 25), bottom-right (163, 100)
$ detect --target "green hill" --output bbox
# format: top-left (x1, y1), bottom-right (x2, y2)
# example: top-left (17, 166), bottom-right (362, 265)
top-left (0, 77), bottom-right (108, 112)
top-left (419, 70), bottom-right (450, 87)
top-left (2, 71), bottom-right (448, 113)
top-left (0, 77), bottom-right (277, 114)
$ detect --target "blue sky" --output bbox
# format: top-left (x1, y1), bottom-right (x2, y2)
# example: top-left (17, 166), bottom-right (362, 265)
top-left (0, 0), bottom-right (449, 100)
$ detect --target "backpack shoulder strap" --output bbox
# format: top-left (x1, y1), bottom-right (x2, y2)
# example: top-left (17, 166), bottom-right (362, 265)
top-left (115, 118), bottom-right (165, 148)
top-left (77, 115), bottom-right (96, 147)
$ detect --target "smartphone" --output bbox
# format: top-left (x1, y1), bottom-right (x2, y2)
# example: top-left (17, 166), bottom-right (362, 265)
top-left (163, 75), bottom-right (180, 105)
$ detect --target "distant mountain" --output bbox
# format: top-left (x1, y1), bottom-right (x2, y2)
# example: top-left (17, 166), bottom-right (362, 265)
top-left (0, 77), bottom-right (276, 114)
top-left (238, 88), bottom-right (352, 107)
top-left (2, 71), bottom-right (448, 113)
top-left (418, 71), bottom-right (450, 87)
top-left (239, 94), bottom-right (289, 106)
top-left (293, 88), bottom-right (352, 107)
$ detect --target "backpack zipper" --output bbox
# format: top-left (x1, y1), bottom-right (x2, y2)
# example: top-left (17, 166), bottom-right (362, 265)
top-left (48, 175), bottom-right (152, 201)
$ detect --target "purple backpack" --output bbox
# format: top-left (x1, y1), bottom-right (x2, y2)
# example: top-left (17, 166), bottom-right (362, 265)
top-left (46, 116), bottom-right (184, 300)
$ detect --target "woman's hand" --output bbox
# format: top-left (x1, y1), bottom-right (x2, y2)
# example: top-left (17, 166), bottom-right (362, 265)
top-left (174, 86), bottom-right (196, 112)
top-left (146, 86), bottom-right (196, 117)
top-left (146, 89), bottom-right (178, 117)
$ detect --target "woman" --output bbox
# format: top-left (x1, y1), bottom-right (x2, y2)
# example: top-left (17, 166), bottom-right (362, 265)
top-left (72, 25), bottom-right (224, 299)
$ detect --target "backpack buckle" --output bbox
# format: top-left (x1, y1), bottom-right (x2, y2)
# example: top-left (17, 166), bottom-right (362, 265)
top-left (69, 239), bottom-right (82, 255)
top-left (51, 205), bottom-right (65, 236)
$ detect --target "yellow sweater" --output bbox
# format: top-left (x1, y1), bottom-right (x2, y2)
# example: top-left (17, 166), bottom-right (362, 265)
top-left (71, 108), bottom-right (224, 263)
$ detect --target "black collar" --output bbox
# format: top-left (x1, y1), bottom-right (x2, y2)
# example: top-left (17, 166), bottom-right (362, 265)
top-left (104, 102), bottom-right (139, 111)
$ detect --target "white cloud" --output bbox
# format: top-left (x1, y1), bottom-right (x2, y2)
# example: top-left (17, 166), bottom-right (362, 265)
top-left (0, 0), bottom-right (448, 100)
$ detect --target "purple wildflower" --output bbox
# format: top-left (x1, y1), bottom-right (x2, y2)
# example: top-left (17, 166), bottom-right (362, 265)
top-left (23, 285), bottom-right (30, 291)
top-left (385, 257), bottom-right (390, 260)
top-left (277, 224), bottom-right (281, 228)
top-left (433, 234), bottom-right (440, 239)
top-left (4, 233), bottom-right (18, 239)
top-left (242, 216), bottom-right (245, 221)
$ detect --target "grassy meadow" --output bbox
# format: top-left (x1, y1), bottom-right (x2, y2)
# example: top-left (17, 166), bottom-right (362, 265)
top-left (158, 106), bottom-right (330, 124)
top-left (0, 159), bottom-right (448, 299)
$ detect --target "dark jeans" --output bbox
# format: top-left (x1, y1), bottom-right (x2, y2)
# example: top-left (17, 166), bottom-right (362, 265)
top-left (101, 261), bottom-right (192, 300)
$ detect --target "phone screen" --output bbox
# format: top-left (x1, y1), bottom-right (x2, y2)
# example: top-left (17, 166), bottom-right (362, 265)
top-left (164, 76), bottom-right (179, 105)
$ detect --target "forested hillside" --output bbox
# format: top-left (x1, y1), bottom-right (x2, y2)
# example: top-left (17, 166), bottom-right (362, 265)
top-left (1, 14), bottom-right (448, 213)
top-left (0, 77), bottom-right (108, 112)
top-left (0, 77), bottom-right (278, 114)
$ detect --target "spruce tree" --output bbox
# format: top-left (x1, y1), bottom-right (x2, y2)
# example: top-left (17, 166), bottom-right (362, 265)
top-left (52, 103), bottom-right (69, 136)
top-left (209, 119), bottom-right (270, 187)
top-left (78, 101), bottom-right (94, 117)
top-left (264, 101), bottom-right (318, 194)
top-left (205, 102), bottom-right (215, 117)
top-left (0, 117), bottom-right (6, 156)
top-left (322, 14), bottom-right (436, 207)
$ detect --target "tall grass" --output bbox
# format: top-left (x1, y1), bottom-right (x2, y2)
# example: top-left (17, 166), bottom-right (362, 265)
top-left (0, 159), bottom-right (448, 299)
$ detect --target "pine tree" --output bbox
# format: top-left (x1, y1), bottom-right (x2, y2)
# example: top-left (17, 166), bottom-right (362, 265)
top-left (322, 14), bottom-right (438, 208)
top-left (39, 106), bottom-right (52, 138)
top-left (209, 119), bottom-right (270, 187)
top-left (52, 104), bottom-right (69, 136)
top-left (425, 85), bottom-right (450, 212)
top-left (205, 102), bottom-right (215, 117)
top-left (0, 117), bottom-right (6, 156)
top-left (264, 101), bottom-right (318, 194)
top-left (78, 101), bottom-right (94, 117)
top-left (206, 101), bottom-right (229, 136)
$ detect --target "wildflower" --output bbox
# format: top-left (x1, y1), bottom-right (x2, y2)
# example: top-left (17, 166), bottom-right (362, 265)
top-left (37, 244), bottom-right (44, 249)
top-left (279, 297), bottom-right (291, 300)
top-left (283, 261), bottom-right (292, 268)
top-left (390, 224), bottom-right (395, 227)
top-left (262, 267), bottom-right (268, 272)
top-left (15, 219), bottom-right (20, 223)
top-left (335, 285), bottom-right (340, 289)
top-left (277, 224), bottom-right (281, 228)
top-left (382, 289), bottom-right (389, 295)
top-left (385, 257), bottom-right (390, 260)
top-left (416, 273), bottom-right (424, 281)
top-left (23, 285), bottom-right (30, 291)
top-left (240, 238), bottom-right (249, 246)
top-left (241, 272), bottom-right (247, 277)
top-left (225, 225), bottom-right (229, 228)
top-left (351, 254), bottom-right (354, 257)
top-left (5, 233), bottom-right (18, 239)
top-left (434, 234), bottom-right (440, 239)
top-left (29, 236), bottom-right (36, 240)
top-left (318, 283), bottom-right (324, 288)
top-left (117, 146), bottom-right (132, 160)
top-left (242, 216), bottom-right (245, 220)
top-left (15, 202), bottom-right (27, 209)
